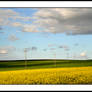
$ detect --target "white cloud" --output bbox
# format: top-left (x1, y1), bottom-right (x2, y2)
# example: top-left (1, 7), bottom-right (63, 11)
top-left (13, 16), bottom-right (31, 21)
top-left (0, 9), bottom-right (18, 17)
top-left (0, 9), bottom-right (31, 27)
top-left (0, 46), bottom-right (16, 54)
top-left (8, 34), bottom-right (19, 41)
top-left (0, 49), bottom-right (8, 54)
top-left (80, 52), bottom-right (88, 60)
top-left (0, 46), bottom-right (17, 60)
top-left (0, 9), bottom-right (18, 26)
top-left (22, 24), bottom-right (39, 32)
top-left (80, 52), bottom-right (86, 57)
top-left (11, 22), bottom-right (22, 27)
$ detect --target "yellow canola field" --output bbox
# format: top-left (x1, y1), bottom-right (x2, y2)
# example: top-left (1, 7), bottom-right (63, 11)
top-left (0, 67), bottom-right (92, 84)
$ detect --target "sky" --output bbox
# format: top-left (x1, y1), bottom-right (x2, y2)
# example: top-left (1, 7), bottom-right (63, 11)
top-left (0, 8), bottom-right (92, 60)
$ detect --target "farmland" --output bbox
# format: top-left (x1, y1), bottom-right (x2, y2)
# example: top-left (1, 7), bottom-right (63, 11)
top-left (0, 59), bottom-right (92, 84)
top-left (0, 59), bottom-right (92, 71)
top-left (0, 67), bottom-right (92, 84)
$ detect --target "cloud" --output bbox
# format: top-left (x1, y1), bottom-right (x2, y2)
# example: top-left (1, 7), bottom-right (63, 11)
top-left (0, 9), bottom-right (18, 17)
top-left (31, 8), bottom-right (92, 35)
top-left (31, 46), bottom-right (37, 51)
top-left (11, 22), bottom-right (22, 27)
top-left (1, 8), bottom-right (92, 35)
top-left (0, 27), bottom-right (3, 30)
top-left (80, 52), bottom-right (88, 59)
top-left (24, 47), bottom-right (37, 52)
top-left (74, 43), bottom-right (79, 46)
top-left (0, 9), bottom-right (18, 26)
top-left (59, 46), bottom-right (64, 49)
top-left (24, 48), bottom-right (31, 52)
top-left (8, 34), bottom-right (19, 41)
top-left (0, 49), bottom-right (8, 54)
top-left (80, 52), bottom-right (86, 57)
top-left (0, 46), bottom-right (16, 54)
top-left (50, 48), bottom-right (56, 50)
top-left (22, 24), bottom-right (39, 32)
top-left (48, 44), bottom-right (56, 47)
top-left (0, 9), bottom-right (31, 27)
top-left (13, 16), bottom-right (31, 21)
top-left (59, 45), bottom-right (69, 50)
top-left (0, 32), bottom-right (4, 34)
top-left (43, 49), bottom-right (47, 51)
top-left (0, 46), bottom-right (17, 60)
top-left (0, 27), bottom-right (5, 34)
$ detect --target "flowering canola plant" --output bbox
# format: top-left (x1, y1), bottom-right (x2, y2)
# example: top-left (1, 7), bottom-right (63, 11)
top-left (0, 67), bottom-right (92, 84)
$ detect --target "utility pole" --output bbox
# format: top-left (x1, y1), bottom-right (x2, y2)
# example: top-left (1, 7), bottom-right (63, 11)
top-left (66, 52), bottom-right (69, 60)
top-left (24, 48), bottom-right (27, 69)
top-left (48, 44), bottom-right (56, 67)
top-left (54, 51), bottom-right (56, 67)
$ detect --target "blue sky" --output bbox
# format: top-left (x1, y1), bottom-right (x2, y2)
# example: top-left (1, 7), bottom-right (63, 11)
top-left (0, 8), bottom-right (92, 60)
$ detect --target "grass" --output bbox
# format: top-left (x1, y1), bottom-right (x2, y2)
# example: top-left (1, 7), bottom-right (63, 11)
top-left (0, 59), bottom-right (92, 71)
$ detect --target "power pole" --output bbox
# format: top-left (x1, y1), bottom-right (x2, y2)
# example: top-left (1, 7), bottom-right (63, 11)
top-left (48, 44), bottom-right (57, 67)
top-left (24, 48), bottom-right (27, 69)
top-left (66, 52), bottom-right (69, 60)
top-left (54, 51), bottom-right (56, 67)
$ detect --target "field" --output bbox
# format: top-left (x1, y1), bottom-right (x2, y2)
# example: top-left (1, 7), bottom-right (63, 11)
top-left (0, 59), bottom-right (92, 71)
top-left (0, 59), bottom-right (92, 84)
top-left (0, 67), bottom-right (92, 84)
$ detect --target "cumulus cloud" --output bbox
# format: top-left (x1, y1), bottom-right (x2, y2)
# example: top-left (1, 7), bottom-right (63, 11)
top-left (1, 8), bottom-right (92, 35)
top-left (80, 52), bottom-right (88, 59)
top-left (80, 52), bottom-right (86, 57)
top-left (31, 8), bottom-right (92, 35)
top-left (8, 34), bottom-right (19, 41)
top-left (0, 46), bottom-right (16, 54)
top-left (0, 49), bottom-right (8, 54)
top-left (22, 24), bottom-right (39, 32)
top-left (0, 9), bottom-right (31, 27)
top-left (0, 9), bottom-right (18, 26)
top-left (11, 22), bottom-right (22, 27)
top-left (0, 9), bottom-right (18, 17)
top-left (13, 16), bottom-right (31, 21)
top-left (0, 46), bottom-right (17, 60)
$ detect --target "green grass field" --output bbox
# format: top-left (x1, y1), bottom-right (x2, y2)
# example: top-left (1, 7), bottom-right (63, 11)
top-left (0, 59), bottom-right (92, 71)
